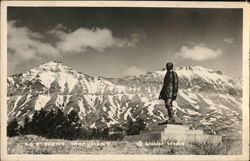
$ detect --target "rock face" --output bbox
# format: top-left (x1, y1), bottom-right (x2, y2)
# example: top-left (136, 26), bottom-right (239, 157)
top-left (7, 61), bottom-right (242, 137)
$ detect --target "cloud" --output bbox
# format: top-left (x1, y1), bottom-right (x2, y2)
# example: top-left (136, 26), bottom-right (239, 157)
top-left (51, 24), bottom-right (143, 54)
top-left (55, 28), bottom-right (126, 53)
top-left (8, 21), bottom-right (60, 64)
top-left (223, 37), bottom-right (234, 44)
top-left (175, 44), bottom-right (222, 61)
top-left (123, 66), bottom-right (146, 76)
top-left (8, 21), bottom-right (143, 65)
top-left (116, 32), bottom-right (146, 48)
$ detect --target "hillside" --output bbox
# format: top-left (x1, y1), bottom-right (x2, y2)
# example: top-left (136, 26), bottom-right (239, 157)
top-left (7, 61), bottom-right (242, 137)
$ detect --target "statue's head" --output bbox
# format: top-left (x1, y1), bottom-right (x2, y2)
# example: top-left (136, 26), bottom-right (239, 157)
top-left (166, 62), bottom-right (173, 71)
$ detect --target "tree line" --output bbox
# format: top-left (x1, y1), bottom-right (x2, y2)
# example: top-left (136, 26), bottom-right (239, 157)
top-left (7, 107), bottom-right (146, 140)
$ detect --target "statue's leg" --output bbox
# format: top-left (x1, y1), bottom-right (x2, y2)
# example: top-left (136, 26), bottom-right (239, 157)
top-left (165, 98), bottom-right (175, 123)
top-left (172, 101), bottom-right (177, 118)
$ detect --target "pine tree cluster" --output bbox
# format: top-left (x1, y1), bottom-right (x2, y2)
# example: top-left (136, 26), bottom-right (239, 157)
top-left (7, 108), bottom-right (146, 140)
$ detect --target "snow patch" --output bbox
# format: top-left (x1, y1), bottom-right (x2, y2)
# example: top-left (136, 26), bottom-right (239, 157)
top-left (84, 95), bottom-right (96, 108)
top-left (38, 71), bottom-right (56, 89)
top-left (89, 122), bottom-right (96, 128)
top-left (185, 108), bottom-right (201, 115)
top-left (199, 119), bottom-right (212, 125)
top-left (34, 95), bottom-right (51, 110)
top-left (78, 100), bottom-right (86, 116)
top-left (9, 96), bottom-right (22, 115)
top-left (124, 108), bottom-right (132, 120)
top-left (103, 106), bottom-right (107, 112)
top-left (67, 107), bottom-right (73, 114)
top-left (55, 95), bottom-right (64, 107)
top-left (179, 90), bottom-right (197, 104)
top-left (172, 101), bottom-right (185, 113)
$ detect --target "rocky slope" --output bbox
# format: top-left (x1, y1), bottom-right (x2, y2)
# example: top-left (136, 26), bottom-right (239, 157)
top-left (7, 61), bottom-right (242, 136)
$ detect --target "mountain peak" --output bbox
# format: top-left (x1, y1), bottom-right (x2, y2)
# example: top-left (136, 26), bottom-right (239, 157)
top-left (174, 66), bottom-right (224, 76)
top-left (13, 61), bottom-right (80, 90)
top-left (175, 66), bottom-right (212, 71)
top-left (45, 60), bottom-right (63, 66)
top-left (156, 66), bottom-right (223, 76)
top-left (35, 61), bottom-right (71, 72)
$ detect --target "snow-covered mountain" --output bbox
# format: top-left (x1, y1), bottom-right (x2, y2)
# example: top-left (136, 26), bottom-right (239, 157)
top-left (7, 61), bottom-right (242, 136)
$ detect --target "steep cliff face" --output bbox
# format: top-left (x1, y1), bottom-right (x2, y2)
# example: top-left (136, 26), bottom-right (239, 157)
top-left (7, 61), bottom-right (242, 136)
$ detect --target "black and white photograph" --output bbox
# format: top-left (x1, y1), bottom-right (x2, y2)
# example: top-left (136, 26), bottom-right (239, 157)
top-left (1, 1), bottom-right (249, 160)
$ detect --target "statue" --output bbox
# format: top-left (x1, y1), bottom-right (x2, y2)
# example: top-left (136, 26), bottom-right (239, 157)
top-left (158, 62), bottom-right (178, 124)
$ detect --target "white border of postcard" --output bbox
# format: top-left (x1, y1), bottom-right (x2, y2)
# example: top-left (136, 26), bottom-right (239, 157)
top-left (1, 1), bottom-right (249, 161)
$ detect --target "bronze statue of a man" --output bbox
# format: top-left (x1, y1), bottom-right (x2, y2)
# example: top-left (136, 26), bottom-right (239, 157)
top-left (159, 62), bottom-right (178, 123)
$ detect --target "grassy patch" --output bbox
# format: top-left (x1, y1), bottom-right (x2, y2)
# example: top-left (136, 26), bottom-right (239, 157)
top-left (7, 135), bottom-right (241, 155)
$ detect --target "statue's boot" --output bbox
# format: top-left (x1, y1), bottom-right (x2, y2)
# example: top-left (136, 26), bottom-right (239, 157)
top-left (168, 118), bottom-right (175, 124)
top-left (167, 106), bottom-right (175, 124)
top-left (158, 120), bottom-right (168, 125)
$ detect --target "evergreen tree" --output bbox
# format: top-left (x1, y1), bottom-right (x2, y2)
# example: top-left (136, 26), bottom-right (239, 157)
top-left (126, 116), bottom-right (135, 135)
top-left (67, 110), bottom-right (80, 127)
top-left (101, 128), bottom-right (109, 139)
top-left (113, 125), bottom-right (123, 133)
top-left (134, 117), bottom-right (146, 131)
top-left (29, 110), bottom-right (39, 134)
top-left (125, 117), bottom-right (146, 135)
top-left (20, 116), bottom-right (31, 135)
top-left (54, 108), bottom-right (67, 138)
top-left (35, 109), bottom-right (48, 136)
top-left (13, 106), bottom-right (128, 140)
top-left (7, 119), bottom-right (19, 137)
top-left (44, 109), bottom-right (57, 138)
top-left (61, 110), bottom-right (81, 140)
top-left (91, 128), bottom-right (102, 139)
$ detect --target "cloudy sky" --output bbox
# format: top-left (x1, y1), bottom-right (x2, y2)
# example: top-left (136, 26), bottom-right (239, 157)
top-left (7, 7), bottom-right (242, 78)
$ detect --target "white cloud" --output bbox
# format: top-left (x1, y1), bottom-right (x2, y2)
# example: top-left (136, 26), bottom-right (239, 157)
top-left (8, 21), bottom-right (143, 65)
top-left (223, 37), bottom-right (234, 44)
top-left (58, 28), bottom-right (114, 53)
top-left (8, 21), bottom-right (60, 64)
top-left (123, 66), bottom-right (146, 76)
top-left (52, 24), bottom-right (143, 54)
top-left (175, 44), bottom-right (222, 61)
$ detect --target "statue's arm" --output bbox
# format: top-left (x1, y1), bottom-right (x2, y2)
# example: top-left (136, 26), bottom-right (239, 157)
top-left (172, 72), bottom-right (178, 98)
top-left (159, 74), bottom-right (167, 100)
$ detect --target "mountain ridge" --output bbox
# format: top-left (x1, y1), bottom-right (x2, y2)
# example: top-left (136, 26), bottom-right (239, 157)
top-left (7, 61), bottom-right (242, 137)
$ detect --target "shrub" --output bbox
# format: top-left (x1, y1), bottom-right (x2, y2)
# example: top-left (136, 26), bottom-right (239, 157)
top-left (125, 117), bottom-right (146, 135)
top-left (18, 107), bottom-right (83, 140)
top-left (188, 140), bottom-right (227, 155)
top-left (7, 118), bottom-right (19, 137)
top-left (10, 107), bottom-right (146, 141)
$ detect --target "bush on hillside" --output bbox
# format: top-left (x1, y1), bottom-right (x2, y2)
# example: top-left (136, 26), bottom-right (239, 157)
top-left (7, 118), bottom-right (19, 137)
top-left (8, 106), bottom-right (146, 140)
